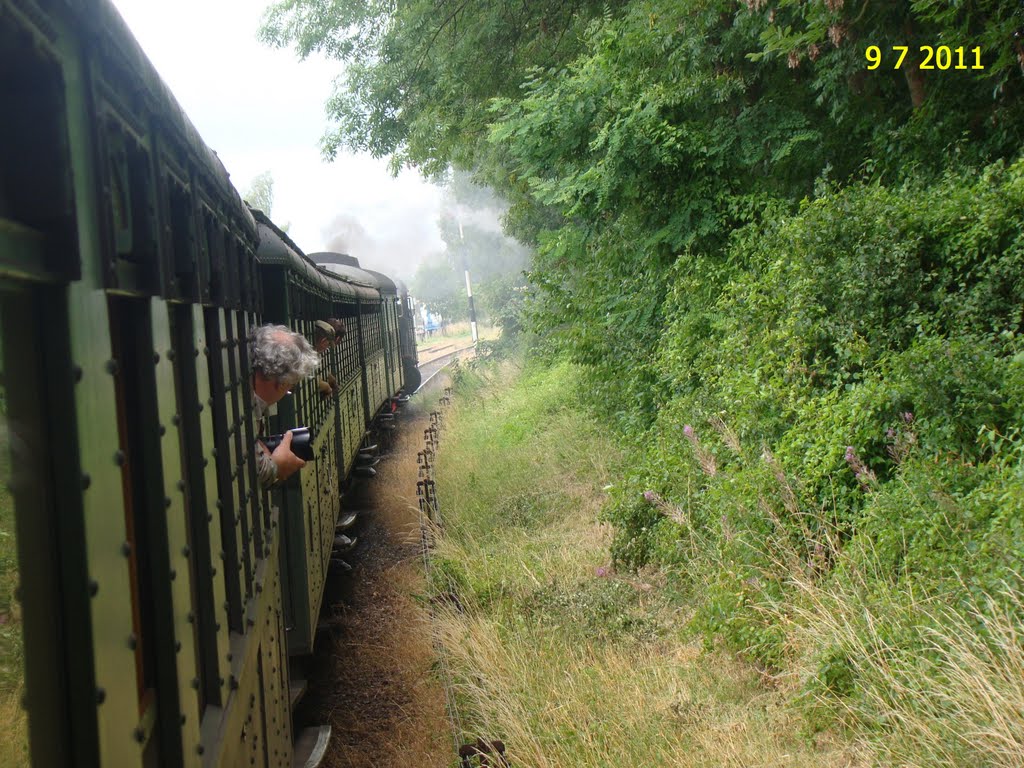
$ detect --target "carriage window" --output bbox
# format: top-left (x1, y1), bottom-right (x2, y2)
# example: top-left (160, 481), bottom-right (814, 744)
top-left (167, 179), bottom-right (194, 282)
top-left (104, 125), bottom-right (156, 266)
top-left (197, 210), bottom-right (218, 307)
top-left (204, 213), bottom-right (223, 302)
top-left (0, 22), bottom-right (77, 279)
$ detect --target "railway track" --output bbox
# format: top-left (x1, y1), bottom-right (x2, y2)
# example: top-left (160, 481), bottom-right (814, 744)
top-left (416, 346), bottom-right (474, 391)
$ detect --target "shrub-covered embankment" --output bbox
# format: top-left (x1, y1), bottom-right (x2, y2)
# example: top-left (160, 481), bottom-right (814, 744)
top-left (607, 161), bottom-right (1024, 764)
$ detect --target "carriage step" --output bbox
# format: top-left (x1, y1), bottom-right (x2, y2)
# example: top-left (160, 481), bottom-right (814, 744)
top-left (336, 512), bottom-right (358, 532)
top-left (333, 534), bottom-right (358, 552)
top-left (329, 557), bottom-right (352, 574)
top-left (292, 725), bottom-right (331, 768)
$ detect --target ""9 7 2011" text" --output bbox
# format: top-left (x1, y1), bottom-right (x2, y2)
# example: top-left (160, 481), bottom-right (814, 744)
top-left (865, 45), bottom-right (984, 71)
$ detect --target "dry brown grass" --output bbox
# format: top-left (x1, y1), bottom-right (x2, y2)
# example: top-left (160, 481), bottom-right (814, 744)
top-left (430, 360), bottom-right (861, 768)
top-left (429, 545), bottom-right (863, 768)
top-left (783, 572), bottom-right (1024, 767)
top-left (0, 459), bottom-right (26, 766)
top-left (0, 685), bottom-right (29, 767)
top-left (306, 384), bottom-right (454, 768)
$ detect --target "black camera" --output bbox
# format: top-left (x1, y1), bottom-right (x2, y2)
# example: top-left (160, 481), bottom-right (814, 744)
top-left (259, 427), bottom-right (315, 461)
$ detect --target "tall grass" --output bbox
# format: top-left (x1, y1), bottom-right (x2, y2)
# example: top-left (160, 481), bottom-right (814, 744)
top-left (431, 358), bottom-right (855, 767)
top-left (0, 424), bottom-right (28, 766)
top-left (782, 568), bottom-right (1024, 767)
top-left (0, 686), bottom-right (29, 768)
top-left (653, 420), bottom-right (1024, 766)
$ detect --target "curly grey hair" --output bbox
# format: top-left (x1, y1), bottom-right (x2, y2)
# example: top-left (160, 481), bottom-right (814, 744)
top-left (248, 324), bottom-right (320, 384)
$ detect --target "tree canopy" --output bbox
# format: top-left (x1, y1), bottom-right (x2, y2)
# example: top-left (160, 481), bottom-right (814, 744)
top-left (259, 0), bottom-right (630, 174)
top-left (243, 170), bottom-right (275, 216)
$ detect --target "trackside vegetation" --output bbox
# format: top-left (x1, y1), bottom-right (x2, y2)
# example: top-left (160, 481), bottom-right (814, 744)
top-left (605, 163), bottom-right (1024, 757)
top-left (260, 0), bottom-right (1024, 763)
top-left (431, 359), bottom-right (854, 767)
top-left (0, 422), bottom-right (29, 766)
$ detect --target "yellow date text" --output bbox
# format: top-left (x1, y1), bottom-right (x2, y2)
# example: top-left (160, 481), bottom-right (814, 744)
top-left (865, 45), bottom-right (983, 71)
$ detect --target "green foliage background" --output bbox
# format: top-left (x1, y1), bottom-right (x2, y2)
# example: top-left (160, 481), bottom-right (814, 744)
top-left (263, 0), bottom-right (1024, 749)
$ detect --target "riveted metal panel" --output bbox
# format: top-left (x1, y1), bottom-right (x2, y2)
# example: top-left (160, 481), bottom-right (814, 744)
top-left (366, 350), bottom-right (387, 417)
top-left (225, 311), bottom-right (254, 595)
top-left (338, 374), bottom-right (365, 476)
top-left (235, 310), bottom-right (267, 544)
top-left (382, 299), bottom-right (399, 396)
top-left (390, 300), bottom-right (403, 392)
top-left (278, 415), bottom-right (322, 656)
top-left (280, 478), bottom-right (311, 656)
top-left (301, 463), bottom-right (322, 633)
top-left (295, 418), bottom-right (343, 641)
top-left (187, 304), bottom-right (233, 710)
top-left (242, 664), bottom-right (266, 767)
top-left (222, 309), bottom-right (260, 597)
top-left (260, 542), bottom-right (292, 767)
top-left (206, 308), bottom-right (246, 635)
top-left (199, 509), bottom-right (291, 767)
top-left (152, 298), bottom-right (203, 766)
top-left (8, 2), bottom-right (296, 766)
top-left (315, 419), bottom-right (340, 572)
top-left (68, 281), bottom-right (144, 768)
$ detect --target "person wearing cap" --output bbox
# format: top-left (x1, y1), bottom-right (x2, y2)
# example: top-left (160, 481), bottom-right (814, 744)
top-left (313, 319), bottom-right (342, 399)
top-left (249, 323), bottom-right (320, 489)
top-left (312, 319), bottom-right (336, 353)
top-left (325, 318), bottom-right (347, 393)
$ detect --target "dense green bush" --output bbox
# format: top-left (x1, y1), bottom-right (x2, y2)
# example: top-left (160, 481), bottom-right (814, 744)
top-left (607, 159), bottom-right (1024, 688)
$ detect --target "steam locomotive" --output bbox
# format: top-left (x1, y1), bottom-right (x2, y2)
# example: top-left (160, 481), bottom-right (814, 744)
top-left (1, 0), bottom-right (418, 764)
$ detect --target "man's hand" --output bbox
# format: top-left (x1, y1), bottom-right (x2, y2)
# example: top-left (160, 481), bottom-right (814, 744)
top-left (270, 429), bottom-right (305, 481)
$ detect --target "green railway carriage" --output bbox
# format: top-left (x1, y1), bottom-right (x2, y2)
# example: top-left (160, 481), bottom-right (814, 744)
top-left (364, 268), bottom-right (405, 402)
top-left (0, 0), bottom-right (419, 765)
top-left (393, 280), bottom-right (422, 394)
top-left (309, 253), bottom-right (398, 424)
top-left (253, 227), bottom-right (392, 659)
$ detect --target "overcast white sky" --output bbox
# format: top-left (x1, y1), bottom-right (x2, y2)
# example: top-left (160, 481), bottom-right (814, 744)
top-left (109, 0), bottom-right (444, 280)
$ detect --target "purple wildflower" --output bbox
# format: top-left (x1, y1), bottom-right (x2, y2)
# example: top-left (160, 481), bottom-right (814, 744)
top-left (887, 418), bottom-right (919, 464)
top-left (682, 423), bottom-right (716, 475)
top-left (844, 445), bottom-right (877, 490)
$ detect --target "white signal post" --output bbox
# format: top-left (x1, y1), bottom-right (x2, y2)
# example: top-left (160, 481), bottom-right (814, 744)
top-left (459, 221), bottom-right (479, 348)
